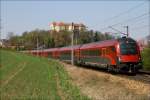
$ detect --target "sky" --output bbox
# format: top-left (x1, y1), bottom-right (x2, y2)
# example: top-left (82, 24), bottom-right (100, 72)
top-left (1, 0), bottom-right (150, 40)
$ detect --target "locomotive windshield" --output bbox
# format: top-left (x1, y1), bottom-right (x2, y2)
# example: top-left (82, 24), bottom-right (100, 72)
top-left (118, 37), bottom-right (138, 55)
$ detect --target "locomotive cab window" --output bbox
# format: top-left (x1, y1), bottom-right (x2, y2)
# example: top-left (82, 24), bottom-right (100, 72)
top-left (118, 37), bottom-right (138, 55)
top-left (120, 42), bottom-right (137, 55)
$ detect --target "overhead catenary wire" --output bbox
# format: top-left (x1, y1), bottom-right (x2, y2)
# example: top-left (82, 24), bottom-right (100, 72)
top-left (89, 2), bottom-right (146, 30)
top-left (99, 12), bottom-right (149, 32)
top-left (131, 24), bottom-right (149, 30)
top-left (102, 2), bottom-right (146, 23)
top-left (128, 16), bottom-right (149, 26)
top-left (110, 12), bottom-right (149, 27)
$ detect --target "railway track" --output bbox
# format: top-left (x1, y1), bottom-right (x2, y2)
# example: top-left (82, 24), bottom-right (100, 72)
top-left (138, 70), bottom-right (150, 75)
top-left (62, 61), bottom-right (150, 84)
top-left (75, 64), bottom-right (150, 84)
top-left (121, 73), bottom-right (150, 84)
top-left (119, 70), bottom-right (150, 84)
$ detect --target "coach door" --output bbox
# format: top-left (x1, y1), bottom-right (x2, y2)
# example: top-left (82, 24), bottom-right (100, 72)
top-left (102, 48), bottom-right (106, 56)
top-left (101, 48), bottom-right (107, 65)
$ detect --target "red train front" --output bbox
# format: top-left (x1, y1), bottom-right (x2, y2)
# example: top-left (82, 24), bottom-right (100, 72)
top-left (116, 37), bottom-right (142, 73)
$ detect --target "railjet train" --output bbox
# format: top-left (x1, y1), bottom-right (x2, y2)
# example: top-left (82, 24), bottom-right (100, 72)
top-left (24, 37), bottom-right (143, 74)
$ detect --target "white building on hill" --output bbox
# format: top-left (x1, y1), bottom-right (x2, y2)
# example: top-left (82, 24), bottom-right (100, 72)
top-left (50, 22), bottom-right (86, 32)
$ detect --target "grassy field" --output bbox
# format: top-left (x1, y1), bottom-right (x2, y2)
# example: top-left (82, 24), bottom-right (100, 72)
top-left (0, 50), bottom-right (89, 99)
top-left (142, 48), bottom-right (150, 70)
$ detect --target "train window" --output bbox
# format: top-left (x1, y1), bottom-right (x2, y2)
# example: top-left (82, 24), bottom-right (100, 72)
top-left (111, 46), bottom-right (116, 52)
top-left (106, 49), bottom-right (109, 54)
top-left (48, 52), bottom-right (52, 58)
top-left (62, 51), bottom-right (71, 56)
top-left (104, 46), bottom-right (116, 54)
top-left (81, 50), bottom-right (89, 56)
top-left (81, 49), bottom-right (101, 56)
top-left (61, 51), bottom-right (71, 59)
top-left (89, 49), bottom-right (101, 56)
top-left (99, 49), bottom-right (102, 55)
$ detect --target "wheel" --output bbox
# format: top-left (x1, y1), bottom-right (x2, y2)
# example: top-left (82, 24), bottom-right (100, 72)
top-left (131, 67), bottom-right (137, 75)
top-left (107, 65), bottom-right (111, 72)
top-left (107, 65), bottom-right (116, 74)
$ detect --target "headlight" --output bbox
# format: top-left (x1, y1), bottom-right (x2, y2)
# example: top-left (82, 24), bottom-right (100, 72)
top-left (118, 56), bottom-right (121, 62)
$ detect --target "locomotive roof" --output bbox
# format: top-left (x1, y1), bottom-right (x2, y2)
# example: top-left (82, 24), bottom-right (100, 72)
top-left (80, 39), bottom-right (118, 49)
top-left (27, 37), bottom-right (136, 52)
top-left (80, 37), bottom-right (136, 49)
top-left (44, 48), bottom-right (59, 52)
top-left (117, 37), bottom-right (136, 43)
top-left (59, 45), bottom-right (82, 51)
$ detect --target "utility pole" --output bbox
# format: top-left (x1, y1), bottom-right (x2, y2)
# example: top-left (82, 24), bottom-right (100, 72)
top-left (74, 29), bottom-right (79, 45)
top-left (0, 18), bottom-right (1, 40)
top-left (37, 36), bottom-right (39, 56)
top-left (71, 22), bottom-right (74, 65)
top-left (149, 0), bottom-right (150, 36)
top-left (148, 0), bottom-right (150, 46)
top-left (124, 26), bottom-right (129, 37)
top-left (75, 33), bottom-right (78, 45)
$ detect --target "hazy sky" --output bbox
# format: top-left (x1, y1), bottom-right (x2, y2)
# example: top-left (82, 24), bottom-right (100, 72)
top-left (1, 0), bottom-right (149, 40)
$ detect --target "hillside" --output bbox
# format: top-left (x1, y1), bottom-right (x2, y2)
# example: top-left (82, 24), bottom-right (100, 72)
top-left (0, 50), bottom-right (89, 99)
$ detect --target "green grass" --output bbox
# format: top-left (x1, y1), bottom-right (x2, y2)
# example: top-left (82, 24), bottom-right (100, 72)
top-left (142, 48), bottom-right (150, 70)
top-left (0, 50), bottom-right (89, 100)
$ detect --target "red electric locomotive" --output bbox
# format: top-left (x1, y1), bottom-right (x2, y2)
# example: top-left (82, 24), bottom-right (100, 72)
top-left (26, 37), bottom-right (142, 73)
top-left (79, 37), bottom-right (142, 73)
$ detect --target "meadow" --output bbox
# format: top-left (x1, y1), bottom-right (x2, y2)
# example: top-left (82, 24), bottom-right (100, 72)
top-left (0, 50), bottom-right (89, 99)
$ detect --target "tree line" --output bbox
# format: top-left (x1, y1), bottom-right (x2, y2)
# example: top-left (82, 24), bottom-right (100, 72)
top-left (6, 29), bottom-right (115, 50)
